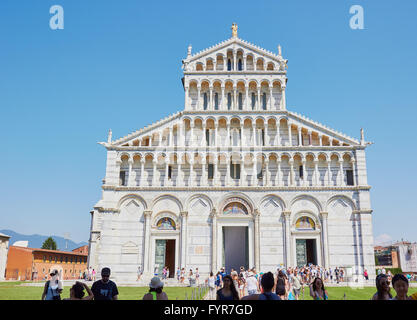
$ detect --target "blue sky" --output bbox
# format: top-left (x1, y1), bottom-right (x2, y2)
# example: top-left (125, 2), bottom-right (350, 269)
top-left (0, 0), bottom-right (416, 244)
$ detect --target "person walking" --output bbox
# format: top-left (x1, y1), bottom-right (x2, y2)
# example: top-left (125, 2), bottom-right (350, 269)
top-left (216, 275), bottom-right (239, 300)
top-left (242, 272), bottom-right (281, 300)
top-left (371, 274), bottom-right (392, 300)
top-left (91, 267), bottom-right (119, 300)
top-left (137, 265), bottom-right (142, 281)
top-left (176, 267), bottom-right (181, 282)
top-left (291, 270), bottom-right (302, 300)
top-left (64, 281), bottom-right (94, 300)
top-left (363, 269), bottom-right (369, 281)
top-left (166, 267), bottom-right (170, 279)
top-left (195, 268), bottom-right (200, 286)
top-left (275, 270), bottom-right (287, 300)
top-left (206, 272), bottom-right (216, 300)
top-left (162, 266), bottom-right (167, 280)
top-left (42, 270), bottom-right (63, 300)
top-left (309, 277), bottom-right (328, 300)
top-left (92, 269), bottom-right (96, 282)
top-left (215, 271), bottom-right (222, 290)
top-left (245, 271), bottom-right (258, 295)
top-left (142, 277), bottom-right (168, 300)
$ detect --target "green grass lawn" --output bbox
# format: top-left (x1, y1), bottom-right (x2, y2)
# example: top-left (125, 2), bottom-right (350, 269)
top-left (299, 286), bottom-right (417, 300)
top-left (0, 282), bottom-right (202, 300)
top-left (1, 282), bottom-right (416, 300)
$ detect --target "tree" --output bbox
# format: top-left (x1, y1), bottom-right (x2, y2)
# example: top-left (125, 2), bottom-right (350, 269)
top-left (42, 237), bottom-right (57, 250)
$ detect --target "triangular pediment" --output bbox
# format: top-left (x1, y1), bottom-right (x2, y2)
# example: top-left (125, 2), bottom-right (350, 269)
top-left (185, 37), bottom-right (286, 65)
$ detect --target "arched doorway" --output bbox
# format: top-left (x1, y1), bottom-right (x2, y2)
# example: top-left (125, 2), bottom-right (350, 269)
top-left (153, 216), bottom-right (178, 278)
top-left (292, 215), bottom-right (322, 267)
top-left (219, 198), bottom-right (252, 272)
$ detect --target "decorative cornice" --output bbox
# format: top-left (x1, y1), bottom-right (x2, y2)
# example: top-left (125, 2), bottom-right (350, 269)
top-left (102, 186), bottom-right (371, 192)
top-left (108, 111), bottom-right (183, 147)
top-left (94, 207), bottom-right (120, 213)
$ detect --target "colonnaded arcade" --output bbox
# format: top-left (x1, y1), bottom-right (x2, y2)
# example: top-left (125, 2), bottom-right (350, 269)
top-left (88, 25), bottom-right (376, 283)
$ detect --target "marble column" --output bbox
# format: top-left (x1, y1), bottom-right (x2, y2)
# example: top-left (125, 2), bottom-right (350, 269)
top-left (289, 159), bottom-right (294, 186)
top-left (288, 123), bottom-right (292, 146)
top-left (252, 157), bottom-right (257, 186)
top-left (127, 159), bottom-right (135, 186)
top-left (140, 158), bottom-right (145, 186)
top-left (283, 211), bottom-right (292, 267)
top-left (209, 86), bottom-right (213, 110)
top-left (276, 121), bottom-right (281, 146)
top-left (327, 161), bottom-right (332, 186)
top-left (281, 86), bottom-right (286, 110)
top-left (180, 211), bottom-right (188, 269)
top-left (197, 86), bottom-right (201, 110)
top-left (269, 85), bottom-right (273, 110)
top-left (152, 160), bottom-right (157, 185)
top-left (221, 86), bottom-right (225, 110)
top-left (190, 124), bottom-right (195, 147)
top-left (210, 209), bottom-right (217, 272)
top-left (257, 88), bottom-right (261, 110)
top-left (339, 160), bottom-right (344, 186)
top-left (184, 86), bottom-right (189, 109)
top-left (298, 127), bottom-right (302, 146)
top-left (143, 210), bottom-right (152, 274)
top-left (302, 160), bottom-right (307, 187)
top-left (252, 124), bottom-right (257, 147)
top-left (264, 159), bottom-right (269, 186)
top-left (245, 86), bottom-right (249, 110)
top-left (164, 159), bottom-right (169, 186)
top-left (350, 159), bottom-right (357, 186)
top-left (277, 158), bottom-right (281, 186)
top-left (320, 212), bottom-right (330, 268)
top-left (264, 123), bottom-right (269, 146)
top-left (254, 209), bottom-right (261, 271)
top-left (314, 160), bottom-right (319, 186)
top-left (319, 134), bottom-right (323, 147)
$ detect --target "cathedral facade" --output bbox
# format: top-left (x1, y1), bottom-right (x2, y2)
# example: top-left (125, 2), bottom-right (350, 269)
top-left (88, 26), bottom-right (375, 282)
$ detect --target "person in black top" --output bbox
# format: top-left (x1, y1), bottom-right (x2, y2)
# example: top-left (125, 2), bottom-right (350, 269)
top-left (91, 267), bottom-right (119, 300)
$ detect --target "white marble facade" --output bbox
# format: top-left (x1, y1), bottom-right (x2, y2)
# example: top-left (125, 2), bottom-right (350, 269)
top-left (88, 27), bottom-right (375, 282)
top-left (0, 233), bottom-right (10, 281)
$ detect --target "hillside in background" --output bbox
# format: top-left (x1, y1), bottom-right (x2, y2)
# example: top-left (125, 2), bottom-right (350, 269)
top-left (0, 229), bottom-right (87, 252)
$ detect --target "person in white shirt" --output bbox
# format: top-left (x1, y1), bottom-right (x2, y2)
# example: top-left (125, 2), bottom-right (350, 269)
top-left (245, 271), bottom-right (258, 295)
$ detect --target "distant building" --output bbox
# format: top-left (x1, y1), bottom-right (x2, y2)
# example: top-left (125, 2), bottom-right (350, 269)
top-left (72, 245), bottom-right (89, 255)
top-left (375, 241), bottom-right (417, 274)
top-left (5, 246), bottom-right (88, 281)
top-left (0, 233), bottom-right (11, 280)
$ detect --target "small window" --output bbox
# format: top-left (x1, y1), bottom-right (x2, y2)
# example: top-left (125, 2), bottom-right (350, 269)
top-left (60, 256), bottom-right (63, 263)
top-left (206, 129), bottom-right (210, 146)
top-left (227, 59), bottom-right (232, 71)
top-left (262, 92), bottom-right (267, 110)
top-left (238, 93), bottom-right (243, 110)
top-left (214, 93), bottom-right (219, 110)
top-left (70, 257), bottom-right (73, 263)
top-left (43, 256), bottom-right (46, 262)
top-left (50, 256), bottom-right (52, 262)
top-left (65, 257), bottom-right (68, 263)
top-left (208, 164), bottom-right (214, 179)
top-left (257, 163), bottom-right (263, 179)
top-left (346, 170), bottom-right (354, 186)
top-left (261, 129), bottom-right (265, 146)
top-left (203, 92), bottom-right (208, 110)
top-left (251, 93), bottom-right (256, 110)
top-left (230, 163), bottom-right (241, 179)
top-left (227, 93), bottom-right (232, 110)
top-left (119, 171), bottom-right (126, 186)
top-left (299, 165), bottom-right (304, 178)
top-left (168, 166), bottom-right (172, 179)
top-left (238, 59), bottom-right (242, 71)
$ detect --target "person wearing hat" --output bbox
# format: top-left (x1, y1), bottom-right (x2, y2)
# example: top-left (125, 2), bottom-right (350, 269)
top-left (91, 267), bottom-right (119, 300)
top-left (142, 277), bottom-right (168, 300)
top-left (42, 269), bottom-right (63, 300)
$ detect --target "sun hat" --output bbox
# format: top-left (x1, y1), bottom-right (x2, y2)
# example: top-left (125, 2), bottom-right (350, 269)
top-left (149, 277), bottom-right (164, 289)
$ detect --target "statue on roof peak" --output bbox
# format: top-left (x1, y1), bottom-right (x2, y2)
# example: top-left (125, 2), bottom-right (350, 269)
top-left (231, 23), bottom-right (238, 38)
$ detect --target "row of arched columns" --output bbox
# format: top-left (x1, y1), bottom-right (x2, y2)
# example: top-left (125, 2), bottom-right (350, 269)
top-left (127, 117), bottom-right (348, 148)
top-left (184, 79), bottom-right (285, 111)
top-left (115, 152), bottom-right (356, 188)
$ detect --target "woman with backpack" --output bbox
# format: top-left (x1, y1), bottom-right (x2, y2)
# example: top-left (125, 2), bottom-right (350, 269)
top-left (41, 270), bottom-right (63, 300)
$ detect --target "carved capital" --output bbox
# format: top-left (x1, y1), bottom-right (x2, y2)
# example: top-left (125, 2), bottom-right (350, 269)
top-left (282, 211), bottom-right (291, 218)
top-left (320, 211), bottom-right (328, 219)
top-left (210, 208), bottom-right (218, 218)
top-left (144, 210), bottom-right (152, 218)
top-left (180, 211), bottom-right (188, 218)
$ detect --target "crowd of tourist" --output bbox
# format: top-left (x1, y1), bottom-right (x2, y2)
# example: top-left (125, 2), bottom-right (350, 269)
top-left (40, 265), bottom-right (417, 301)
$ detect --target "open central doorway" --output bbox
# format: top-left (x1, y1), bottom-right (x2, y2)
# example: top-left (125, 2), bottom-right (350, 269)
top-left (222, 226), bottom-right (249, 272)
top-left (154, 239), bottom-right (175, 278)
top-left (296, 239), bottom-right (317, 267)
